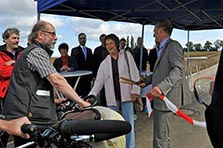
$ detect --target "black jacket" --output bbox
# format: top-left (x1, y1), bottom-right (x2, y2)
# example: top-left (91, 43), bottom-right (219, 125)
top-left (148, 48), bottom-right (157, 72)
top-left (70, 45), bottom-right (93, 97)
top-left (205, 50), bottom-right (223, 148)
top-left (132, 46), bottom-right (148, 71)
top-left (93, 45), bottom-right (109, 76)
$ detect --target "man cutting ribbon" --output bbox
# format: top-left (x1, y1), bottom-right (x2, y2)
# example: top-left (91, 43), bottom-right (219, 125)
top-left (137, 19), bottom-right (193, 148)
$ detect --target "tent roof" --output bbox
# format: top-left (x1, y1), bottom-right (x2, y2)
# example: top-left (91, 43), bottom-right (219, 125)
top-left (37, 0), bottom-right (223, 30)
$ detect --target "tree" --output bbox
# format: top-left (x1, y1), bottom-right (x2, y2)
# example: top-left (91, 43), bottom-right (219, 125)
top-left (213, 39), bottom-right (223, 51)
top-left (126, 36), bottom-right (130, 47)
top-left (185, 41), bottom-right (194, 51)
top-left (203, 41), bottom-right (212, 51)
top-left (193, 43), bottom-right (202, 51)
top-left (130, 35), bottom-right (134, 49)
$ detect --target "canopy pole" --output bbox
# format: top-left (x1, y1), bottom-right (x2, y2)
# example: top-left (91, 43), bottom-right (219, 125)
top-left (37, 13), bottom-right (41, 21)
top-left (187, 30), bottom-right (190, 84)
top-left (34, 0), bottom-right (40, 21)
top-left (140, 23), bottom-right (145, 73)
top-left (187, 30), bottom-right (190, 75)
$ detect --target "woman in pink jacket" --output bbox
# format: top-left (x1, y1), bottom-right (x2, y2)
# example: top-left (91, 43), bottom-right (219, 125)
top-left (89, 34), bottom-right (140, 148)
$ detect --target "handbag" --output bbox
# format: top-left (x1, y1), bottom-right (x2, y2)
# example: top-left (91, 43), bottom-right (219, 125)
top-left (124, 50), bottom-right (143, 111)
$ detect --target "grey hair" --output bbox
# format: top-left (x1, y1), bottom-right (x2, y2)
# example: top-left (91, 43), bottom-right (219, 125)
top-left (2, 28), bottom-right (20, 42)
top-left (29, 20), bottom-right (50, 42)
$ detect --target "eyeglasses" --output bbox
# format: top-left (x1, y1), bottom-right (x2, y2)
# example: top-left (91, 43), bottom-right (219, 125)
top-left (42, 30), bottom-right (56, 37)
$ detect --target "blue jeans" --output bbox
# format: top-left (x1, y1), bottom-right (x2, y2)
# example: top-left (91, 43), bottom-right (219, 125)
top-left (108, 100), bottom-right (135, 148)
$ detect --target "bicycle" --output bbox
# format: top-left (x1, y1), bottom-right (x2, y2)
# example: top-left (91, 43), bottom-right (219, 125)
top-left (19, 119), bottom-right (131, 148)
top-left (18, 95), bottom-right (131, 148)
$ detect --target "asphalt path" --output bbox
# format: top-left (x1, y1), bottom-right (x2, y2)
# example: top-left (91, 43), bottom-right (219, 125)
top-left (135, 64), bottom-right (217, 148)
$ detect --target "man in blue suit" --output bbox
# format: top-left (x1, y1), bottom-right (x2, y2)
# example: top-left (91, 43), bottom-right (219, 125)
top-left (71, 33), bottom-right (93, 97)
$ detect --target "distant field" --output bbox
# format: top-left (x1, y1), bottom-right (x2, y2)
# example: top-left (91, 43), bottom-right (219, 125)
top-left (184, 51), bottom-right (221, 75)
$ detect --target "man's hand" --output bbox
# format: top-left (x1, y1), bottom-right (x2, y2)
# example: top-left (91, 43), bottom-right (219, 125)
top-left (131, 94), bottom-right (139, 102)
top-left (60, 66), bottom-right (71, 71)
top-left (149, 86), bottom-right (162, 97)
top-left (5, 60), bottom-right (15, 66)
top-left (79, 99), bottom-right (91, 108)
top-left (7, 117), bottom-right (31, 139)
top-left (137, 79), bottom-right (146, 88)
top-left (54, 98), bottom-right (67, 105)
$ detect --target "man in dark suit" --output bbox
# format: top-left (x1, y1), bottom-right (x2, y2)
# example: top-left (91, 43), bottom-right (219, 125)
top-left (93, 34), bottom-right (108, 77)
top-left (71, 33), bottom-right (93, 97)
top-left (93, 34), bottom-right (109, 106)
top-left (148, 47), bottom-right (158, 72)
top-left (132, 37), bottom-right (149, 71)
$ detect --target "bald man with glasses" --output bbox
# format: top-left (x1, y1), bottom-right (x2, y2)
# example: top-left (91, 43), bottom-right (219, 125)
top-left (2, 21), bottom-right (90, 147)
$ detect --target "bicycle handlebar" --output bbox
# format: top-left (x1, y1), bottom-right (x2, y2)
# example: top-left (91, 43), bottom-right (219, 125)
top-left (21, 124), bottom-right (37, 134)
top-left (56, 95), bottom-right (98, 114)
top-left (21, 119), bottom-right (131, 144)
top-left (60, 119), bottom-right (131, 141)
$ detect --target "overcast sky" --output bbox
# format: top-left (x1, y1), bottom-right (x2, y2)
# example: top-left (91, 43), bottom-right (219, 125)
top-left (0, 0), bottom-right (223, 57)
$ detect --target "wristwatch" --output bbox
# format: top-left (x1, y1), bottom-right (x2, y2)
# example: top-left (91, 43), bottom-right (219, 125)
top-left (11, 60), bottom-right (15, 65)
top-left (0, 114), bottom-right (6, 120)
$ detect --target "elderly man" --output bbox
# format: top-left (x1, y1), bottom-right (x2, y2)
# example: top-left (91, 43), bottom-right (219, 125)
top-left (2, 20), bottom-right (90, 147)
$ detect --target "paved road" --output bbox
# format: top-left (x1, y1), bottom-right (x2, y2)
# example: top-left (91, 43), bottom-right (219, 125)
top-left (135, 64), bottom-right (217, 148)
top-left (135, 102), bottom-right (212, 148)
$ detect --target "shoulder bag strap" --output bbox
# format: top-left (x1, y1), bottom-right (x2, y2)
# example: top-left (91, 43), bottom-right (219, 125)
top-left (124, 50), bottom-right (131, 79)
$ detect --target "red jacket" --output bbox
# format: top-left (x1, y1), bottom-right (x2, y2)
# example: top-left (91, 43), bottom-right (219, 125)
top-left (0, 45), bottom-right (24, 99)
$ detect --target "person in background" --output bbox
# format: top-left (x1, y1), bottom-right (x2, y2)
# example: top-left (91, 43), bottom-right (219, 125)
top-left (144, 45), bottom-right (158, 112)
top-left (53, 43), bottom-right (78, 72)
top-left (93, 34), bottom-right (108, 77)
top-left (53, 43), bottom-right (79, 87)
top-left (0, 28), bottom-right (24, 147)
top-left (119, 38), bottom-right (126, 50)
top-left (71, 33), bottom-right (93, 97)
top-left (2, 20), bottom-right (90, 147)
top-left (132, 37), bottom-right (149, 113)
top-left (0, 28), bottom-right (24, 109)
top-left (132, 37), bottom-right (149, 71)
top-left (89, 34), bottom-right (140, 148)
top-left (138, 19), bottom-right (191, 148)
top-left (148, 46), bottom-right (158, 72)
top-left (93, 34), bottom-right (109, 106)
top-left (125, 47), bottom-right (133, 55)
